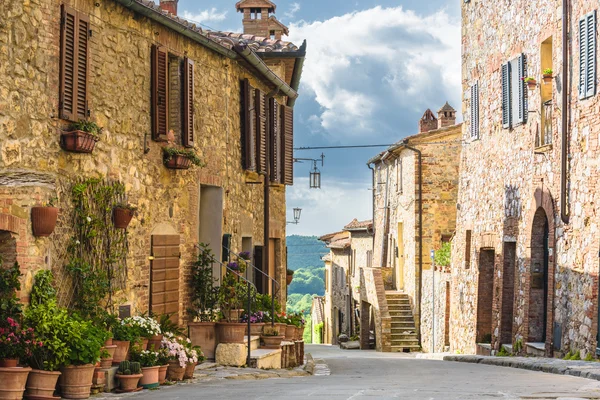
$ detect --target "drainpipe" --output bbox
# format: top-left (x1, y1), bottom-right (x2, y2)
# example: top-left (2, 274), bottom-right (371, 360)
top-left (560, 0), bottom-right (569, 224)
top-left (402, 142), bottom-right (423, 344)
top-left (380, 162), bottom-right (391, 268)
top-left (367, 163), bottom-right (376, 253)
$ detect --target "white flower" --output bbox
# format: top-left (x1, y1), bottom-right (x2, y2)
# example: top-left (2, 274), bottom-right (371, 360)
top-left (75, 240), bottom-right (80, 245)
top-left (86, 216), bottom-right (92, 222)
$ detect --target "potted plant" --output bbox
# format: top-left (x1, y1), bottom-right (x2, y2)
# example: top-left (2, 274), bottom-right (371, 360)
top-left (162, 334), bottom-right (186, 382)
top-left (112, 204), bottom-right (137, 229)
top-left (289, 312), bottom-right (306, 341)
top-left (216, 273), bottom-right (247, 344)
top-left (156, 348), bottom-right (170, 385)
top-left (122, 316), bottom-right (161, 351)
top-left (181, 339), bottom-right (203, 380)
top-left (31, 197), bottom-right (59, 237)
top-left (130, 347), bottom-right (160, 389)
top-left (115, 360), bottom-right (143, 392)
top-left (60, 120), bottom-right (102, 153)
top-left (163, 147), bottom-right (203, 170)
top-left (286, 268), bottom-right (294, 285)
top-left (524, 76), bottom-right (537, 89)
top-left (0, 317), bottom-right (39, 400)
top-left (111, 320), bottom-right (140, 365)
top-left (543, 68), bottom-right (553, 83)
top-left (188, 244), bottom-right (219, 360)
top-left (260, 326), bottom-right (284, 349)
top-left (241, 311), bottom-right (266, 336)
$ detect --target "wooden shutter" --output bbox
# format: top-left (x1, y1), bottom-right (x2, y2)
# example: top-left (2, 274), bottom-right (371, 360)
top-left (579, 11), bottom-right (597, 100)
top-left (470, 83), bottom-right (479, 139)
top-left (501, 63), bottom-right (511, 129)
top-left (151, 45), bottom-right (169, 141)
top-left (281, 104), bottom-right (294, 185)
top-left (269, 98), bottom-right (281, 183)
top-left (241, 79), bottom-right (256, 171)
top-left (182, 57), bottom-right (195, 147)
top-left (59, 5), bottom-right (90, 121)
top-left (255, 89), bottom-right (267, 173)
top-left (516, 54), bottom-right (527, 124)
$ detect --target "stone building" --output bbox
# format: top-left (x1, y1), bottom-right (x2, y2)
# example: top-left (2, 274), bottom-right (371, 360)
top-left (451, 0), bottom-right (600, 358)
top-left (310, 295), bottom-right (324, 343)
top-left (0, 0), bottom-right (304, 324)
top-left (366, 105), bottom-right (461, 352)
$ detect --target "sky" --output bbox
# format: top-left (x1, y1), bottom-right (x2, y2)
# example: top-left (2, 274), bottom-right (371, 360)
top-left (178, 0), bottom-right (462, 237)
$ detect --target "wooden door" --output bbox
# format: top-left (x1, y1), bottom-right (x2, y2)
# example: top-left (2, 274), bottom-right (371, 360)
top-left (150, 235), bottom-right (180, 322)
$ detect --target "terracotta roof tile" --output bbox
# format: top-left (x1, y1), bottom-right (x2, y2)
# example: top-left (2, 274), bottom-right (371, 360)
top-left (328, 237), bottom-right (351, 249)
top-left (343, 218), bottom-right (373, 231)
top-left (438, 101), bottom-right (456, 113)
top-left (206, 31), bottom-right (299, 53)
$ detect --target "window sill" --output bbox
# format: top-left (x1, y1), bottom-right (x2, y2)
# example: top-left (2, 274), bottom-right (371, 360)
top-left (534, 144), bottom-right (553, 153)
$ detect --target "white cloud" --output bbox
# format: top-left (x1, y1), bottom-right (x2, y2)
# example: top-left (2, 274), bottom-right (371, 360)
top-left (284, 2), bottom-right (301, 19)
top-left (182, 8), bottom-right (228, 24)
top-left (286, 177), bottom-right (372, 236)
top-left (288, 6), bottom-right (461, 138)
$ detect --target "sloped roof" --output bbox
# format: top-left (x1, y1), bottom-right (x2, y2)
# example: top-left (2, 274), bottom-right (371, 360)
top-left (344, 219), bottom-right (373, 231)
top-left (268, 16), bottom-right (289, 35)
top-left (236, 0), bottom-right (277, 11)
top-left (438, 102), bottom-right (456, 113)
top-left (318, 230), bottom-right (346, 243)
top-left (328, 237), bottom-right (351, 250)
top-left (206, 31), bottom-right (298, 53)
top-left (421, 109), bottom-right (437, 121)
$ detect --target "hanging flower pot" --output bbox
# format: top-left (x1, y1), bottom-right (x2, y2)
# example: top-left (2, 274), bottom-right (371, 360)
top-left (163, 147), bottom-right (203, 170)
top-left (286, 269), bottom-right (294, 285)
top-left (31, 206), bottom-right (59, 237)
top-left (26, 369), bottom-right (61, 399)
top-left (112, 206), bottom-right (135, 229)
top-left (60, 131), bottom-right (99, 153)
top-left (543, 74), bottom-right (553, 83)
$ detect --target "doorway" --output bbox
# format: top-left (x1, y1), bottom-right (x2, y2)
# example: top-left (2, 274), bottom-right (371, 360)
top-left (476, 249), bottom-right (495, 343)
top-left (528, 208), bottom-right (549, 342)
top-left (198, 186), bottom-right (223, 283)
top-left (396, 223), bottom-right (405, 291)
top-left (150, 234), bottom-right (180, 323)
top-left (500, 242), bottom-right (516, 344)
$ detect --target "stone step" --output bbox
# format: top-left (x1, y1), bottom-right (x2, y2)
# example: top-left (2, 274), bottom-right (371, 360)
top-left (391, 332), bottom-right (418, 338)
top-left (250, 348), bottom-right (282, 369)
top-left (386, 298), bottom-right (411, 304)
top-left (391, 341), bottom-right (420, 347)
top-left (387, 304), bottom-right (412, 310)
top-left (391, 345), bottom-right (421, 353)
top-left (391, 316), bottom-right (416, 323)
top-left (525, 342), bottom-right (546, 357)
top-left (389, 310), bottom-right (414, 316)
top-left (391, 327), bottom-right (416, 333)
top-left (244, 335), bottom-right (261, 351)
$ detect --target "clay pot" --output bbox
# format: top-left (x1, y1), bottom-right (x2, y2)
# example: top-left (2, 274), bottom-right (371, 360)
top-left (285, 325), bottom-right (296, 341)
top-left (261, 335), bottom-right (284, 349)
top-left (526, 80), bottom-right (537, 89)
top-left (543, 74), bottom-right (553, 84)
top-left (115, 374), bottom-right (142, 392)
top-left (0, 359), bottom-right (19, 368)
top-left (141, 338), bottom-right (149, 351)
top-left (216, 322), bottom-right (246, 344)
top-left (31, 207), bottom-right (59, 237)
top-left (164, 154), bottom-right (192, 169)
top-left (188, 322), bottom-right (216, 360)
top-left (0, 366), bottom-right (31, 400)
top-left (146, 335), bottom-right (163, 352)
top-left (248, 323), bottom-right (265, 337)
top-left (223, 309), bottom-right (243, 323)
top-left (113, 208), bottom-right (134, 229)
top-left (100, 345), bottom-right (117, 369)
top-left (296, 326), bottom-right (305, 341)
top-left (286, 274), bottom-right (293, 285)
top-left (25, 369), bottom-right (61, 399)
top-left (59, 364), bottom-right (95, 399)
top-left (166, 361), bottom-right (185, 382)
top-left (60, 131), bottom-right (98, 153)
top-left (111, 341), bottom-right (130, 366)
top-left (104, 338), bottom-right (113, 347)
top-left (139, 366), bottom-right (159, 389)
top-left (183, 362), bottom-right (196, 380)
top-left (158, 365), bottom-right (168, 385)
top-left (274, 323), bottom-right (287, 337)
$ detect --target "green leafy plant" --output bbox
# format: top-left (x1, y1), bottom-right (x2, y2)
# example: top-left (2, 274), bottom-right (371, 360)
top-left (68, 120), bottom-right (103, 137)
top-left (30, 270), bottom-right (57, 307)
top-left (65, 317), bottom-right (107, 365)
top-left (434, 242), bottom-right (451, 268)
top-left (513, 338), bottom-right (523, 354)
top-left (496, 346), bottom-right (510, 357)
top-left (218, 272), bottom-right (246, 322)
top-left (153, 313), bottom-right (186, 336)
top-left (585, 352), bottom-right (594, 362)
top-left (0, 257), bottom-right (22, 324)
top-left (112, 321), bottom-right (141, 343)
top-left (117, 360), bottom-right (141, 375)
top-left (162, 147), bottom-right (204, 167)
top-left (114, 203), bottom-right (137, 213)
top-left (130, 347), bottom-right (159, 367)
top-left (524, 77), bottom-right (536, 83)
top-left (543, 68), bottom-right (553, 76)
top-left (188, 244), bottom-right (220, 322)
top-left (24, 302), bottom-right (71, 371)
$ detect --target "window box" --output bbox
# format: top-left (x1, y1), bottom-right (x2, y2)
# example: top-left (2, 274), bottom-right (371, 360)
top-left (60, 130), bottom-right (99, 153)
top-left (162, 147), bottom-right (203, 170)
top-left (164, 154), bottom-right (192, 170)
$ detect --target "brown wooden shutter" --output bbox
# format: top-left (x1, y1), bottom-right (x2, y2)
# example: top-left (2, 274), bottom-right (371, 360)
top-left (59, 5), bottom-right (89, 121)
top-left (241, 79), bottom-right (256, 171)
top-left (182, 57), bottom-right (195, 147)
top-left (269, 97), bottom-right (281, 183)
top-left (255, 89), bottom-right (267, 173)
top-left (281, 105), bottom-right (294, 185)
top-left (151, 45), bottom-right (169, 141)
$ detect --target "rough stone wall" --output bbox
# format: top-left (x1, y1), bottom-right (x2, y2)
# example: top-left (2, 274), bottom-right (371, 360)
top-left (0, 0), bottom-right (289, 323)
top-left (421, 269), bottom-right (452, 353)
top-left (359, 267), bottom-right (391, 352)
top-left (328, 248), bottom-right (350, 343)
top-left (452, 0), bottom-right (600, 357)
top-left (349, 232), bottom-right (373, 303)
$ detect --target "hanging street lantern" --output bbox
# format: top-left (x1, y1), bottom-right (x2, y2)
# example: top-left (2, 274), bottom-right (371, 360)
top-left (294, 153), bottom-right (325, 189)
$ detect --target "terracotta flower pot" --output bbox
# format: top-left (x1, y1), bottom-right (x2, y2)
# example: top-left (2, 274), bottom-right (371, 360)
top-left (261, 335), bottom-right (284, 349)
top-left (166, 361), bottom-right (185, 382)
top-left (139, 366), bottom-right (159, 389)
top-left (296, 326), bottom-right (304, 341)
top-left (285, 325), bottom-right (296, 341)
top-left (224, 309), bottom-right (243, 323)
top-left (111, 341), bottom-right (130, 366)
top-left (274, 323), bottom-right (287, 337)
top-left (543, 74), bottom-right (553, 83)
top-left (248, 323), bottom-right (265, 337)
top-left (147, 334), bottom-right (163, 352)
top-left (115, 373), bottom-right (142, 392)
top-left (526, 80), bottom-right (537, 89)
top-left (216, 322), bottom-right (246, 344)
top-left (286, 274), bottom-right (293, 285)
top-left (188, 322), bottom-right (216, 360)
top-left (164, 154), bottom-right (192, 169)
top-left (158, 365), bottom-right (168, 385)
top-left (60, 130), bottom-right (98, 153)
top-left (0, 359), bottom-right (19, 368)
top-left (141, 338), bottom-right (149, 351)
top-left (59, 364), bottom-right (95, 399)
top-left (31, 207), bottom-right (59, 237)
top-left (104, 338), bottom-right (113, 347)
top-left (0, 366), bottom-right (31, 400)
top-left (183, 362), bottom-right (196, 380)
top-left (25, 369), bottom-right (61, 399)
top-left (113, 208), bottom-right (134, 229)
top-left (100, 345), bottom-right (117, 369)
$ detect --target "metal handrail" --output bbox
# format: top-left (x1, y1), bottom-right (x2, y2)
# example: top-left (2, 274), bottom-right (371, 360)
top-left (224, 247), bottom-right (280, 328)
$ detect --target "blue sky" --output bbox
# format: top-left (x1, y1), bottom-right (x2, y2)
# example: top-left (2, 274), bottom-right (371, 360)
top-left (178, 0), bottom-right (462, 236)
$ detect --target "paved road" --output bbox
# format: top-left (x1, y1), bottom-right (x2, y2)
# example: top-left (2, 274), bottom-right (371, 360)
top-left (138, 345), bottom-right (600, 399)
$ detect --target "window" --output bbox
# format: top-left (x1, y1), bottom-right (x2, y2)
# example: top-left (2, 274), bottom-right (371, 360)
top-left (351, 249), bottom-right (356, 275)
top-left (501, 54), bottom-right (527, 129)
top-left (396, 157), bottom-right (403, 194)
top-left (269, 98), bottom-right (283, 183)
top-left (366, 250), bottom-right (373, 269)
top-left (538, 37), bottom-right (553, 147)
top-left (470, 83), bottom-right (479, 139)
top-left (579, 11), bottom-right (597, 100)
top-left (465, 230), bottom-right (472, 269)
top-left (270, 30), bottom-right (276, 40)
top-left (151, 45), bottom-right (195, 146)
top-left (280, 104), bottom-right (294, 185)
top-left (59, 5), bottom-right (90, 121)
top-left (255, 89), bottom-right (267, 173)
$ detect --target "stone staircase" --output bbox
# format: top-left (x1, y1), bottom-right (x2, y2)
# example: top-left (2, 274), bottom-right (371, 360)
top-left (387, 292), bottom-right (421, 352)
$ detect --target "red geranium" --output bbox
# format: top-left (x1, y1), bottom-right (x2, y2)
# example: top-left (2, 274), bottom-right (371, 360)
top-left (0, 317), bottom-right (42, 360)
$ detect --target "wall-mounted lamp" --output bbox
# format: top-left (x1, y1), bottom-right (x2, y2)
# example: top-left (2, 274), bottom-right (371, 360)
top-left (287, 207), bottom-right (302, 225)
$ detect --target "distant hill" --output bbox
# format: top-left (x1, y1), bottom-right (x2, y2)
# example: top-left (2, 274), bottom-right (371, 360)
top-left (286, 235), bottom-right (327, 309)
top-left (287, 235), bottom-right (328, 271)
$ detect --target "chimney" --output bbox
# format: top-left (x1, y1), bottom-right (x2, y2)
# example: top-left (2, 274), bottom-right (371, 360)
top-left (419, 109), bottom-right (438, 133)
top-left (159, 0), bottom-right (178, 15)
top-left (437, 102), bottom-right (457, 129)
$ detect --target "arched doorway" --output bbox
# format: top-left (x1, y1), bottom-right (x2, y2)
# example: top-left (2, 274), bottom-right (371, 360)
top-left (528, 208), bottom-right (549, 343)
top-left (0, 231), bottom-right (17, 267)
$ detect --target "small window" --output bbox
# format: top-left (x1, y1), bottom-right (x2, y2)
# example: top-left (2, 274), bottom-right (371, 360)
top-left (270, 30), bottom-right (276, 40)
top-left (501, 54), bottom-right (527, 129)
top-left (470, 83), bottom-right (479, 139)
top-left (579, 11), bottom-right (597, 100)
top-left (396, 157), bottom-right (403, 194)
top-left (465, 230), bottom-right (472, 269)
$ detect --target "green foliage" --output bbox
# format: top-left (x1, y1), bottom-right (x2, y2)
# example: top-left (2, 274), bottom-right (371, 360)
top-left (65, 260), bottom-right (110, 321)
top-left (153, 313), bottom-right (186, 336)
top-left (288, 267), bottom-right (325, 296)
top-left (524, 77), bottom-right (536, 83)
top-left (585, 352), bottom-right (594, 362)
top-left (30, 270), bottom-right (57, 307)
top-left (543, 68), bottom-right (553, 76)
top-left (112, 322), bottom-right (140, 343)
top-left (434, 242), bottom-right (451, 267)
top-left (314, 322), bottom-right (324, 344)
top-left (163, 147), bottom-right (204, 166)
top-left (569, 350), bottom-right (581, 360)
top-left (24, 302), bottom-right (71, 371)
top-left (0, 257), bottom-right (22, 323)
top-left (65, 317), bottom-right (107, 365)
top-left (114, 203), bottom-right (137, 213)
top-left (513, 338), bottom-right (523, 354)
top-left (286, 294), bottom-right (313, 316)
top-left (188, 244), bottom-right (219, 322)
top-left (218, 272), bottom-right (246, 322)
top-left (130, 347), bottom-right (159, 367)
top-left (496, 346), bottom-right (510, 357)
top-left (118, 360), bottom-right (131, 375)
top-left (68, 120), bottom-right (103, 137)
top-left (303, 316), bottom-right (312, 343)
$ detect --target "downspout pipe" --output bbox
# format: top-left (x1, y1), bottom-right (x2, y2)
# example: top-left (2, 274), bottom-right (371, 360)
top-left (380, 157), bottom-right (391, 269)
top-left (402, 142), bottom-right (423, 344)
top-left (561, 0), bottom-right (569, 224)
top-left (367, 162), bottom-right (376, 253)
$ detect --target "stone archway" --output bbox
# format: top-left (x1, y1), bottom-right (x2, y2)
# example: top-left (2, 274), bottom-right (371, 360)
top-left (528, 207), bottom-right (549, 343)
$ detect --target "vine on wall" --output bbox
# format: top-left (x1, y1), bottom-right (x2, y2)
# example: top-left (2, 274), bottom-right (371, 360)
top-left (65, 178), bottom-right (129, 318)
